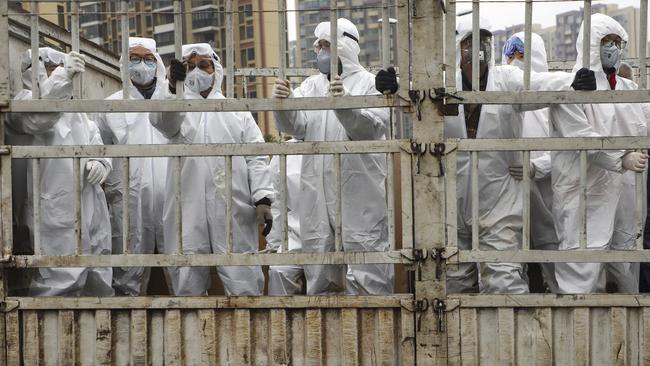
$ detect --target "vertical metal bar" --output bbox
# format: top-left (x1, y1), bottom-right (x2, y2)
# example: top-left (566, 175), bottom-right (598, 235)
top-left (279, 155), bottom-right (288, 253)
top-left (640, 0), bottom-right (648, 88)
top-left (445, 0), bottom-right (457, 92)
top-left (636, 157), bottom-right (645, 250)
top-left (400, 150), bottom-right (413, 249)
top-left (334, 153), bottom-right (342, 252)
top-left (242, 76), bottom-right (248, 98)
top-left (445, 145), bottom-right (458, 251)
top-left (471, 0), bottom-right (479, 91)
top-left (32, 159), bottom-right (41, 255)
top-left (582, 0), bottom-right (591, 69)
top-left (523, 0), bottom-right (532, 90)
top-left (471, 151), bottom-right (479, 251)
top-left (225, 156), bottom-right (233, 253)
top-left (387, 154), bottom-right (396, 251)
top-left (122, 158), bottom-right (130, 254)
top-left (225, 0), bottom-right (234, 98)
top-left (579, 150), bottom-right (587, 249)
top-left (278, 0), bottom-right (287, 81)
top-left (0, 153), bottom-right (11, 258)
top-left (381, 0), bottom-right (390, 68)
top-left (397, 0), bottom-right (411, 91)
top-left (522, 151), bottom-right (530, 250)
top-left (0, 0), bottom-right (10, 104)
top-left (70, 0), bottom-right (82, 99)
top-left (30, 1), bottom-right (40, 99)
top-left (329, 2), bottom-right (338, 81)
top-left (174, 157), bottom-right (183, 254)
top-left (173, 0), bottom-right (184, 99)
top-left (120, 0), bottom-right (129, 98)
top-left (74, 158), bottom-right (81, 255)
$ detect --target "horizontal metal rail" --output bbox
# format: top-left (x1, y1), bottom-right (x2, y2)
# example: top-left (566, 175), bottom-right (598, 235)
top-left (452, 250), bottom-right (650, 263)
top-left (452, 136), bottom-right (650, 151)
top-left (6, 96), bottom-right (407, 113)
top-left (449, 90), bottom-right (650, 104)
top-left (10, 251), bottom-right (414, 268)
top-left (6, 295), bottom-right (411, 310)
top-left (452, 294), bottom-right (650, 308)
top-left (9, 140), bottom-right (406, 158)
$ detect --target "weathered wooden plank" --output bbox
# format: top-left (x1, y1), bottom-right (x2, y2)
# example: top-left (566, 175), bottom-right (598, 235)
top-left (77, 311), bottom-right (96, 365)
top-left (611, 307), bottom-right (627, 366)
top-left (149, 311), bottom-right (164, 366)
top-left (377, 309), bottom-right (395, 366)
top-left (360, 309), bottom-right (377, 366)
top-left (130, 310), bottom-right (147, 365)
top-left (216, 310), bottom-right (235, 365)
top-left (198, 309), bottom-right (216, 366)
top-left (234, 309), bottom-right (252, 365)
top-left (58, 310), bottom-right (75, 366)
top-left (164, 310), bottom-right (182, 366)
top-left (534, 308), bottom-right (553, 366)
top-left (553, 308), bottom-right (573, 365)
top-left (95, 310), bottom-right (112, 365)
top-left (305, 309), bottom-right (323, 365)
top-left (591, 308), bottom-right (610, 366)
top-left (627, 308), bottom-right (640, 366)
top-left (478, 309), bottom-right (497, 365)
top-left (251, 310), bottom-right (269, 365)
top-left (320, 309), bottom-right (339, 366)
top-left (269, 309), bottom-right (288, 365)
top-left (460, 308), bottom-right (478, 366)
top-left (291, 310), bottom-right (305, 365)
top-left (400, 307), bottom-right (415, 366)
top-left (112, 311), bottom-right (130, 366)
top-left (643, 308), bottom-right (650, 366)
top-left (42, 311), bottom-right (57, 366)
top-left (23, 310), bottom-right (40, 365)
top-left (340, 308), bottom-right (359, 365)
top-left (498, 308), bottom-right (515, 365)
top-left (181, 311), bottom-right (201, 366)
top-left (515, 309), bottom-right (534, 366)
top-left (573, 307), bottom-right (590, 366)
top-left (447, 299), bottom-right (461, 366)
top-left (5, 311), bottom-right (19, 366)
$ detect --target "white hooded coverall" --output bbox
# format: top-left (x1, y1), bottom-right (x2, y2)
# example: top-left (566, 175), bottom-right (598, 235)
top-left (273, 19), bottom-right (394, 295)
top-left (150, 43), bottom-right (272, 296)
top-left (94, 37), bottom-right (169, 296)
top-left (266, 141), bottom-right (304, 296)
top-left (555, 14), bottom-right (647, 293)
top-left (7, 48), bottom-right (114, 296)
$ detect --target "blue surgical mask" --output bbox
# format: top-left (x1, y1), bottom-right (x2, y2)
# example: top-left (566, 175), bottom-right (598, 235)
top-left (510, 59), bottom-right (525, 71)
top-left (129, 61), bottom-right (156, 86)
top-left (316, 49), bottom-right (331, 75)
top-left (600, 44), bottom-right (621, 70)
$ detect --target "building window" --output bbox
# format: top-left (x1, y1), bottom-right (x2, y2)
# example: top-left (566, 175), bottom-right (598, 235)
top-left (155, 31), bottom-right (175, 47)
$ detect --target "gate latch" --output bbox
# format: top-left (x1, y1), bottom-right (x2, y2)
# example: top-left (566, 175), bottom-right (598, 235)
top-left (412, 248), bottom-right (428, 280)
top-left (414, 298), bottom-right (429, 331)
top-left (433, 298), bottom-right (446, 332)
top-left (432, 247), bottom-right (445, 280)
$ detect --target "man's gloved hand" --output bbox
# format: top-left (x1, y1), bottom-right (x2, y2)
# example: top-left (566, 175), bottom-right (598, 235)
top-left (571, 68), bottom-right (597, 91)
top-left (169, 58), bottom-right (186, 84)
top-left (65, 51), bottom-right (86, 78)
top-left (255, 198), bottom-right (273, 236)
top-left (375, 67), bottom-right (399, 94)
top-left (329, 75), bottom-right (346, 97)
top-left (622, 151), bottom-right (649, 172)
top-left (86, 160), bottom-right (110, 185)
top-left (509, 162), bottom-right (536, 181)
top-left (272, 79), bottom-right (291, 98)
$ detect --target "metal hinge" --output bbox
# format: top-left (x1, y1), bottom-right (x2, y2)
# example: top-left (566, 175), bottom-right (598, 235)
top-left (433, 298), bottom-right (446, 332)
top-left (429, 88), bottom-right (462, 116)
top-left (0, 300), bottom-right (19, 312)
top-left (0, 145), bottom-right (10, 155)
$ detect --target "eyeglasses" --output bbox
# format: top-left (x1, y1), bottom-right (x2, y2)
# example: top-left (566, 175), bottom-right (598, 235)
top-left (129, 55), bottom-right (157, 66)
top-left (184, 59), bottom-right (214, 72)
top-left (601, 38), bottom-right (627, 50)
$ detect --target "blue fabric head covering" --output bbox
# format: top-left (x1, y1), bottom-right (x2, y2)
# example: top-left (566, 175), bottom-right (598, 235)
top-left (503, 35), bottom-right (525, 58)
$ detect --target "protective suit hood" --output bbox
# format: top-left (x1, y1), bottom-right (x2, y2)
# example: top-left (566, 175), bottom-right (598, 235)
top-left (456, 15), bottom-right (495, 71)
top-left (119, 37), bottom-right (166, 90)
top-left (502, 32), bottom-right (548, 73)
top-left (20, 48), bottom-right (56, 90)
top-left (313, 18), bottom-right (365, 78)
top-left (181, 43), bottom-right (225, 98)
top-left (574, 13), bottom-right (628, 74)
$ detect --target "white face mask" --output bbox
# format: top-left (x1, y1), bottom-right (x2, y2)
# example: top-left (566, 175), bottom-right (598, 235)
top-left (509, 58), bottom-right (525, 71)
top-left (129, 61), bottom-right (157, 86)
top-left (185, 68), bottom-right (215, 94)
top-left (600, 44), bottom-right (621, 71)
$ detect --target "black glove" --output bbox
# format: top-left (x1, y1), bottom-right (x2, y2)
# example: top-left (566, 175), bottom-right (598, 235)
top-left (571, 68), bottom-right (597, 91)
top-left (375, 67), bottom-right (399, 94)
top-left (168, 59), bottom-right (186, 92)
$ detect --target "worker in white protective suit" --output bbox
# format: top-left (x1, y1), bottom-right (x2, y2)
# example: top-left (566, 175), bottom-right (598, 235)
top-left (374, 16), bottom-right (634, 294)
top-left (271, 18), bottom-right (394, 295)
top-left (94, 37), bottom-right (169, 296)
top-left (554, 14), bottom-right (649, 294)
top-left (266, 139), bottom-right (305, 295)
top-left (150, 43), bottom-right (273, 296)
top-left (7, 48), bottom-right (114, 296)
top-left (502, 32), bottom-right (559, 293)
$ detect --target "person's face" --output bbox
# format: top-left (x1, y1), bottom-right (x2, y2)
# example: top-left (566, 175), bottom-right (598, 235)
top-left (128, 45), bottom-right (157, 66)
top-left (45, 63), bottom-right (63, 77)
top-left (506, 52), bottom-right (524, 64)
top-left (618, 65), bottom-right (633, 80)
top-left (316, 39), bottom-right (331, 53)
top-left (460, 33), bottom-right (490, 80)
top-left (183, 53), bottom-right (214, 74)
